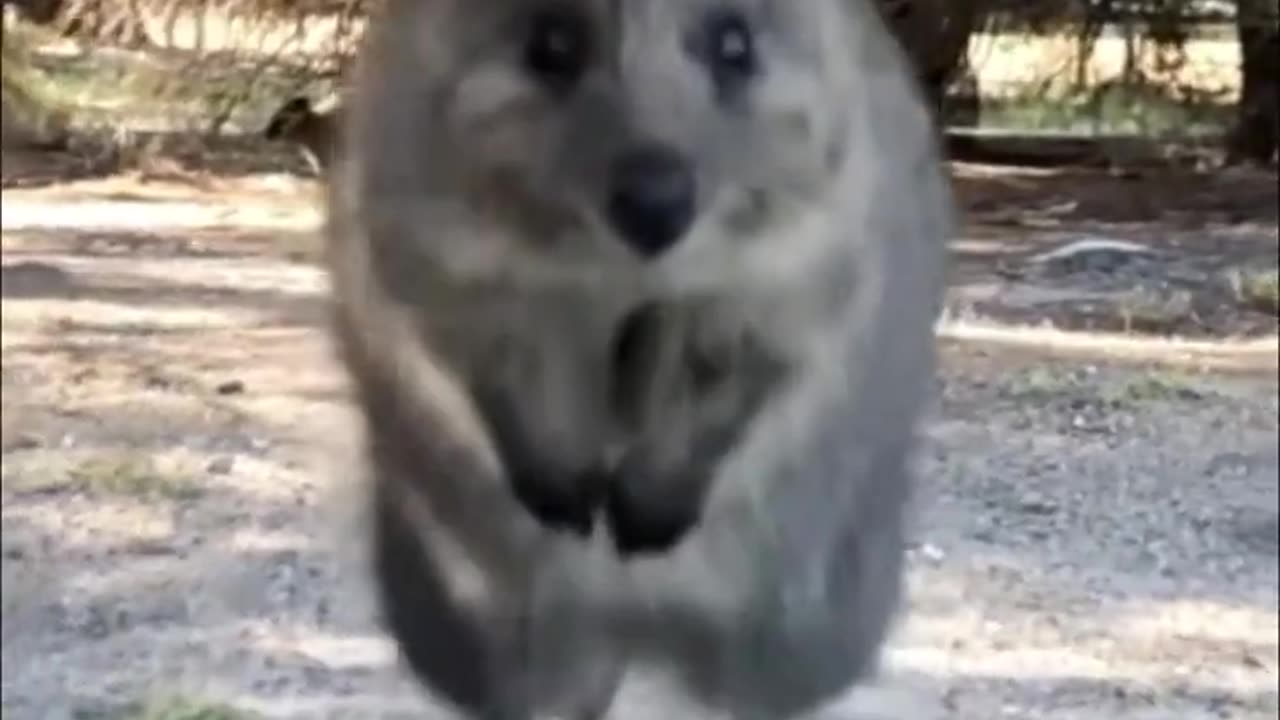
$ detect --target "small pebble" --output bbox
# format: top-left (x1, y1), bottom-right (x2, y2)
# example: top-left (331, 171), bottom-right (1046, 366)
top-left (207, 456), bottom-right (235, 475)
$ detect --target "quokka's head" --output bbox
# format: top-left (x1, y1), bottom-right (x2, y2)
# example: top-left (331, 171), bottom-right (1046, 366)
top-left (351, 0), bottom-right (878, 290)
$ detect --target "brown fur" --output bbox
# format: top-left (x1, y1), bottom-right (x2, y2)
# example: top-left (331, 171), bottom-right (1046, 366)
top-left (325, 1), bottom-right (952, 718)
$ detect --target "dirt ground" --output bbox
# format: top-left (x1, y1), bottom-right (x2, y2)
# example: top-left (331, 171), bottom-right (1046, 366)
top-left (1, 148), bottom-right (1277, 719)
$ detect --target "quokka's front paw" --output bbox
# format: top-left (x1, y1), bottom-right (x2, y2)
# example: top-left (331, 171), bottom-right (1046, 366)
top-left (604, 475), bottom-right (705, 556)
top-left (508, 469), bottom-right (603, 538)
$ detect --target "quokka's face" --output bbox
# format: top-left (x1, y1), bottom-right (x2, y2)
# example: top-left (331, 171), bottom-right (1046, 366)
top-left (355, 0), bottom-right (863, 290)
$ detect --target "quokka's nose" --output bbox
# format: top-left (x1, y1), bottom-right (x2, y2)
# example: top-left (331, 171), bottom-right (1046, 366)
top-left (606, 146), bottom-right (696, 258)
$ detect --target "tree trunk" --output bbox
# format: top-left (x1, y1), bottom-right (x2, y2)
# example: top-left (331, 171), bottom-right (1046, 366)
top-left (927, 2), bottom-right (981, 124)
top-left (874, 0), bottom-right (984, 125)
top-left (1228, 0), bottom-right (1279, 165)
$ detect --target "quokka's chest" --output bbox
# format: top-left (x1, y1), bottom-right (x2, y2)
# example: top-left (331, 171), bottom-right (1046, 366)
top-left (419, 292), bottom-right (629, 394)
top-left (426, 288), bottom-right (778, 402)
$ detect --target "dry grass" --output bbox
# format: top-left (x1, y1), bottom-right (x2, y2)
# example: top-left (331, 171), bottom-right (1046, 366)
top-left (3, 451), bottom-right (204, 500)
top-left (937, 315), bottom-right (1280, 375)
top-left (1, 26), bottom-right (73, 143)
top-left (991, 363), bottom-right (1217, 411)
top-left (963, 31), bottom-right (1242, 134)
top-left (3, 13), bottom-right (341, 138)
top-left (126, 695), bottom-right (260, 720)
top-left (67, 453), bottom-right (204, 500)
top-left (1231, 267), bottom-right (1280, 316)
top-left (969, 32), bottom-right (1241, 100)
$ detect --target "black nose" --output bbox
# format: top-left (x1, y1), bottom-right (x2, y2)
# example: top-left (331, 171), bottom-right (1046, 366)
top-left (606, 146), bottom-right (696, 258)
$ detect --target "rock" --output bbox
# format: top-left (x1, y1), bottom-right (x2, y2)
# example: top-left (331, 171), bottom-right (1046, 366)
top-left (206, 456), bottom-right (235, 475)
top-left (1, 261), bottom-right (73, 297)
top-left (1024, 237), bottom-right (1163, 278)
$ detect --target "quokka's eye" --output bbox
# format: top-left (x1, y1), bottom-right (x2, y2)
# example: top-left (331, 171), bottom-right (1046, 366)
top-left (523, 6), bottom-right (591, 91)
top-left (701, 8), bottom-right (758, 87)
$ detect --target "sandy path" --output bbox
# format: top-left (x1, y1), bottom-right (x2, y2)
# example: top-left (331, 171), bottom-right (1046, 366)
top-left (1, 180), bottom-right (1276, 719)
